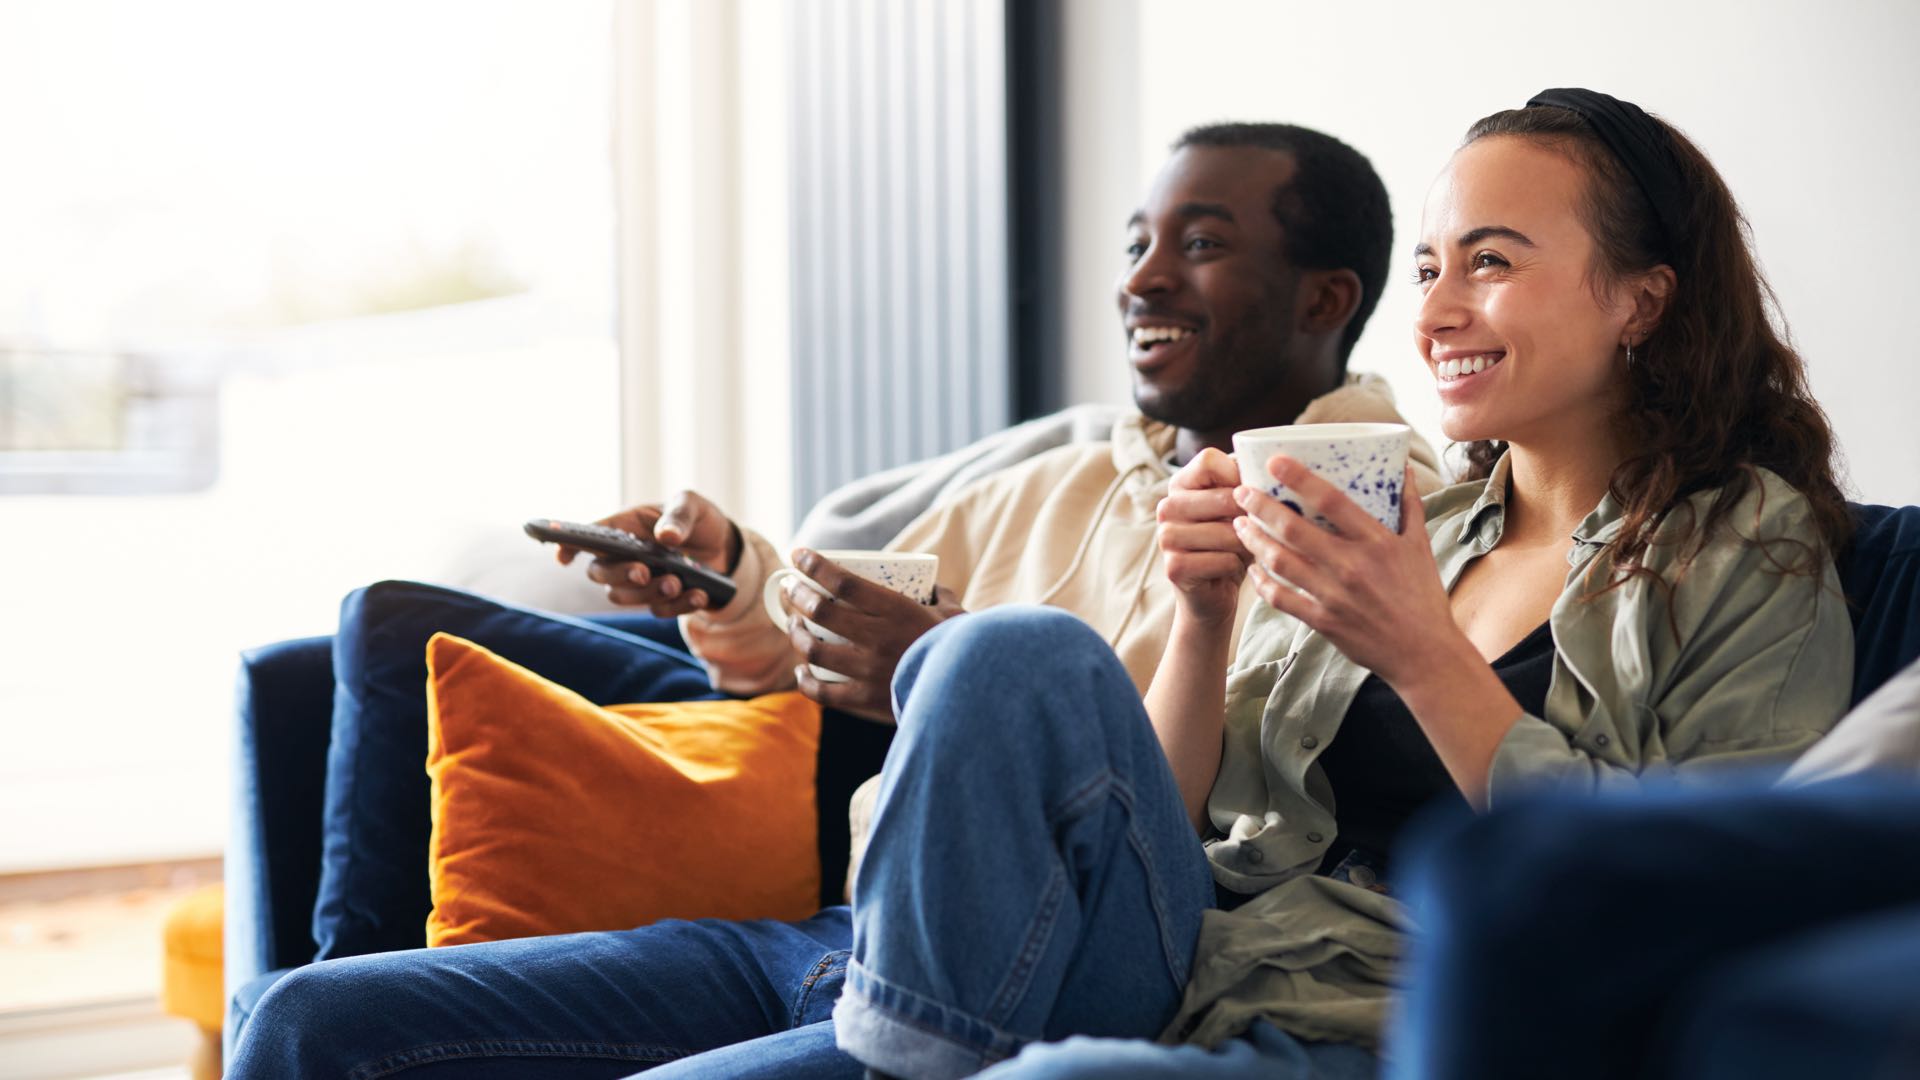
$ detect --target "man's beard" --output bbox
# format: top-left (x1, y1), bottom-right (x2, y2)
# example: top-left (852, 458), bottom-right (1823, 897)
top-left (1135, 324), bottom-right (1296, 433)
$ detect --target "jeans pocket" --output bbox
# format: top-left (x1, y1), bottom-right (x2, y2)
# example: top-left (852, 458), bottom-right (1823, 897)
top-left (792, 950), bottom-right (851, 1027)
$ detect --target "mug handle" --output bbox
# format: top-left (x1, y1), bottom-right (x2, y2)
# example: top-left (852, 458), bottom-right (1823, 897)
top-left (762, 566), bottom-right (802, 628)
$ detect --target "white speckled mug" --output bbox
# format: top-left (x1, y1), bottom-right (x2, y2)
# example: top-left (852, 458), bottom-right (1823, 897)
top-left (762, 551), bottom-right (940, 683)
top-left (1233, 422), bottom-right (1412, 533)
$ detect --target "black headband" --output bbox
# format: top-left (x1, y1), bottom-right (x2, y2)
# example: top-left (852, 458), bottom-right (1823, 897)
top-left (1525, 87), bottom-right (1685, 266)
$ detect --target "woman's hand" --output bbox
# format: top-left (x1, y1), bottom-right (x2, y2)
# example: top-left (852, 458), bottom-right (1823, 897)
top-left (1156, 448), bottom-right (1253, 626)
top-left (1235, 454), bottom-right (1530, 806)
top-left (1147, 447), bottom-right (1249, 831)
top-left (1231, 456), bottom-right (1456, 688)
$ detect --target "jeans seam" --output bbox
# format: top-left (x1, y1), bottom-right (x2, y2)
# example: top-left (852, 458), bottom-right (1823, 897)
top-left (1042, 766), bottom-right (1117, 828)
top-left (1125, 807), bottom-right (1193, 989)
top-left (1095, 772), bottom-right (1193, 989)
top-left (347, 1038), bottom-right (686, 1079)
top-left (985, 864), bottom-right (1068, 1025)
top-left (1053, 767), bottom-right (1196, 991)
top-left (972, 767), bottom-right (1126, 1028)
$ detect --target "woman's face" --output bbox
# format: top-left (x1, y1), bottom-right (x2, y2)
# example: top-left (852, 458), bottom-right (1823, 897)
top-left (1413, 136), bottom-right (1640, 448)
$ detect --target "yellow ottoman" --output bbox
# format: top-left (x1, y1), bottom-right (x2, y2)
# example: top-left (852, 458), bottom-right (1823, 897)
top-left (161, 883), bottom-right (224, 1080)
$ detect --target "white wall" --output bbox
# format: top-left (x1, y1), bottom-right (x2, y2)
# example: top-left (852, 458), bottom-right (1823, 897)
top-left (1062, 0), bottom-right (1920, 506)
top-left (1055, 0), bottom-right (1141, 409)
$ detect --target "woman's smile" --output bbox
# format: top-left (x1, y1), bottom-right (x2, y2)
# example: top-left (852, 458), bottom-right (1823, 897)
top-left (1431, 350), bottom-right (1507, 382)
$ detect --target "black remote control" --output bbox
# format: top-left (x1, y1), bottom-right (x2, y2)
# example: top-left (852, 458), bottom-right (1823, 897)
top-left (524, 518), bottom-right (737, 608)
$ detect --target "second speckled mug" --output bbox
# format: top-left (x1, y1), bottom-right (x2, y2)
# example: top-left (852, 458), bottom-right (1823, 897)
top-left (1232, 422), bottom-right (1412, 533)
top-left (762, 550), bottom-right (940, 683)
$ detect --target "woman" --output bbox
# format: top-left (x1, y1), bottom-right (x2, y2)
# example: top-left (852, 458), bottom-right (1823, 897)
top-left (825, 88), bottom-right (1854, 1079)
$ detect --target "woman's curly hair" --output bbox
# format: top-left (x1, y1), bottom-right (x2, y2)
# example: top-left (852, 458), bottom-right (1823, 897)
top-left (1459, 106), bottom-right (1852, 587)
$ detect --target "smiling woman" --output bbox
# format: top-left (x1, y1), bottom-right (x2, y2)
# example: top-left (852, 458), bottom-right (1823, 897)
top-left (800, 87), bottom-right (1857, 1078)
top-left (1433, 98), bottom-right (1853, 591)
top-left (1156, 86), bottom-right (1856, 1062)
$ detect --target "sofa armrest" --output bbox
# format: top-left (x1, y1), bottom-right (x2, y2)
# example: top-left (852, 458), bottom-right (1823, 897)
top-left (226, 612), bottom-right (689, 992)
top-left (226, 635), bottom-right (336, 995)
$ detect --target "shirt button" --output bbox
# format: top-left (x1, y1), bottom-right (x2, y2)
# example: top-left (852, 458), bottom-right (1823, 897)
top-left (1244, 848), bottom-right (1264, 864)
top-left (1307, 832), bottom-right (1324, 844)
top-left (1595, 734), bottom-right (1611, 748)
top-left (1300, 735), bottom-right (1319, 750)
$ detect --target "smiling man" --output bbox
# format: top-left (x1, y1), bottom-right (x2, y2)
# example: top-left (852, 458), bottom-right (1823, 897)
top-left (227, 122), bottom-right (1444, 1080)
top-left (1126, 125), bottom-right (1400, 466)
top-left (681, 122), bottom-right (1444, 723)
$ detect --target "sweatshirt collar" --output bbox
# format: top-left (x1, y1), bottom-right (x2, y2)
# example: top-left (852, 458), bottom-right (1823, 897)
top-left (1111, 411), bottom-right (1178, 480)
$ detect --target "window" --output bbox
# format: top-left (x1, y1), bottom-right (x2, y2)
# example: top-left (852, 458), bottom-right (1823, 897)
top-left (0, 345), bottom-right (219, 494)
top-left (0, 0), bottom-right (618, 976)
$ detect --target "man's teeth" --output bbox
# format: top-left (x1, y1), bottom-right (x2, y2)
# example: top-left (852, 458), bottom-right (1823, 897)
top-left (1437, 355), bottom-right (1503, 379)
top-left (1133, 326), bottom-right (1195, 347)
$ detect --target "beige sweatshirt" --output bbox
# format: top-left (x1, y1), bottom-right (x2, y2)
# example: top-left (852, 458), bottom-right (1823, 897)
top-left (681, 373), bottom-right (1444, 696)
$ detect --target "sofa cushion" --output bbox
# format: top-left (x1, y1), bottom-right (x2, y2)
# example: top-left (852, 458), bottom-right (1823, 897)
top-left (424, 633), bottom-right (821, 946)
top-left (1784, 657), bottom-right (1920, 784)
top-left (1838, 503), bottom-right (1920, 705)
top-left (313, 581), bottom-right (724, 961)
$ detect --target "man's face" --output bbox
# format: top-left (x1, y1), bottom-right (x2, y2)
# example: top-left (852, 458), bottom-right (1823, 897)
top-left (1116, 145), bottom-right (1302, 432)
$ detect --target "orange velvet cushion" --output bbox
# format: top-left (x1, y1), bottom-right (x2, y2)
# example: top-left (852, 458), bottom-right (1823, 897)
top-left (423, 632), bottom-right (821, 947)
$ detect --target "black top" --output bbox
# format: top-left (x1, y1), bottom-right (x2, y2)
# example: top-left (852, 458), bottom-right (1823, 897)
top-left (1315, 620), bottom-right (1557, 875)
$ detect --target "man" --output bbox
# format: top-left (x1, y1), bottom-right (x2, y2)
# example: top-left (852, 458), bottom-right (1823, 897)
top-left (574, 121), bottom-right (1439, 724)
top-left (229, 122), bottom-right (1440, 1078)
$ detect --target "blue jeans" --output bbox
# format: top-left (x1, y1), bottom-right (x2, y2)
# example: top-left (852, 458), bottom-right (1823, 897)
top-left (230, 607), bottom-right (1376, 1078)
top-left (226, 908), bottom-right (862, 1078)
top-left (832, 606), bottom-right (1377, 1079)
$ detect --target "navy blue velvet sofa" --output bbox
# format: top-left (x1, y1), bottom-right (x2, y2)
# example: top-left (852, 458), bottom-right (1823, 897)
top-left (223, 502), bottom-right (1920, 1070)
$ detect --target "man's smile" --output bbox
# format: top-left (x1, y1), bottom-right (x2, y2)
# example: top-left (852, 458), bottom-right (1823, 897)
top-left (1128, 320), bottom-right (1203, 369)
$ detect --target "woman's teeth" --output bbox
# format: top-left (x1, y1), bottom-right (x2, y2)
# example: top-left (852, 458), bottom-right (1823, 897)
top-left (1437, 354), bottom-right (1503, 380)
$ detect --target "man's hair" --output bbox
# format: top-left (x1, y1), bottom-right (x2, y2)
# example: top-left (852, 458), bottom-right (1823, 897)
top-left (1172, 123), bottom-right (1392, 362)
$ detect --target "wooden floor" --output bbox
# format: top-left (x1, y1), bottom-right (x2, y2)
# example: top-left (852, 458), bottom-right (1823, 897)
top-left (0, 859), bottom-right (220, 1078)
top-left (0, 859), bottom-right (220, 1013)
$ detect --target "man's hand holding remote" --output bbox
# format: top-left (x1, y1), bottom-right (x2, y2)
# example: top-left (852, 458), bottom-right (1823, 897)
top-left (557, 490), bottom-right (744, 616)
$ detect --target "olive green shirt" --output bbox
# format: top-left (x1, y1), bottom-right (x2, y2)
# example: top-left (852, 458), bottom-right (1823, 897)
top-left (1165, 455), bottom-right (1854, 1050)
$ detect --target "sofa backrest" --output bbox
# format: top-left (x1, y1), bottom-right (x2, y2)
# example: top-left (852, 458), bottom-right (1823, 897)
top-left (1837, 502), bottom-right (1920, 706)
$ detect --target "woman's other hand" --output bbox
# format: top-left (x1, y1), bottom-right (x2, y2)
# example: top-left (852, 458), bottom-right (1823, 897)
top-left (1156, 448), bottom-right (1253, 626)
